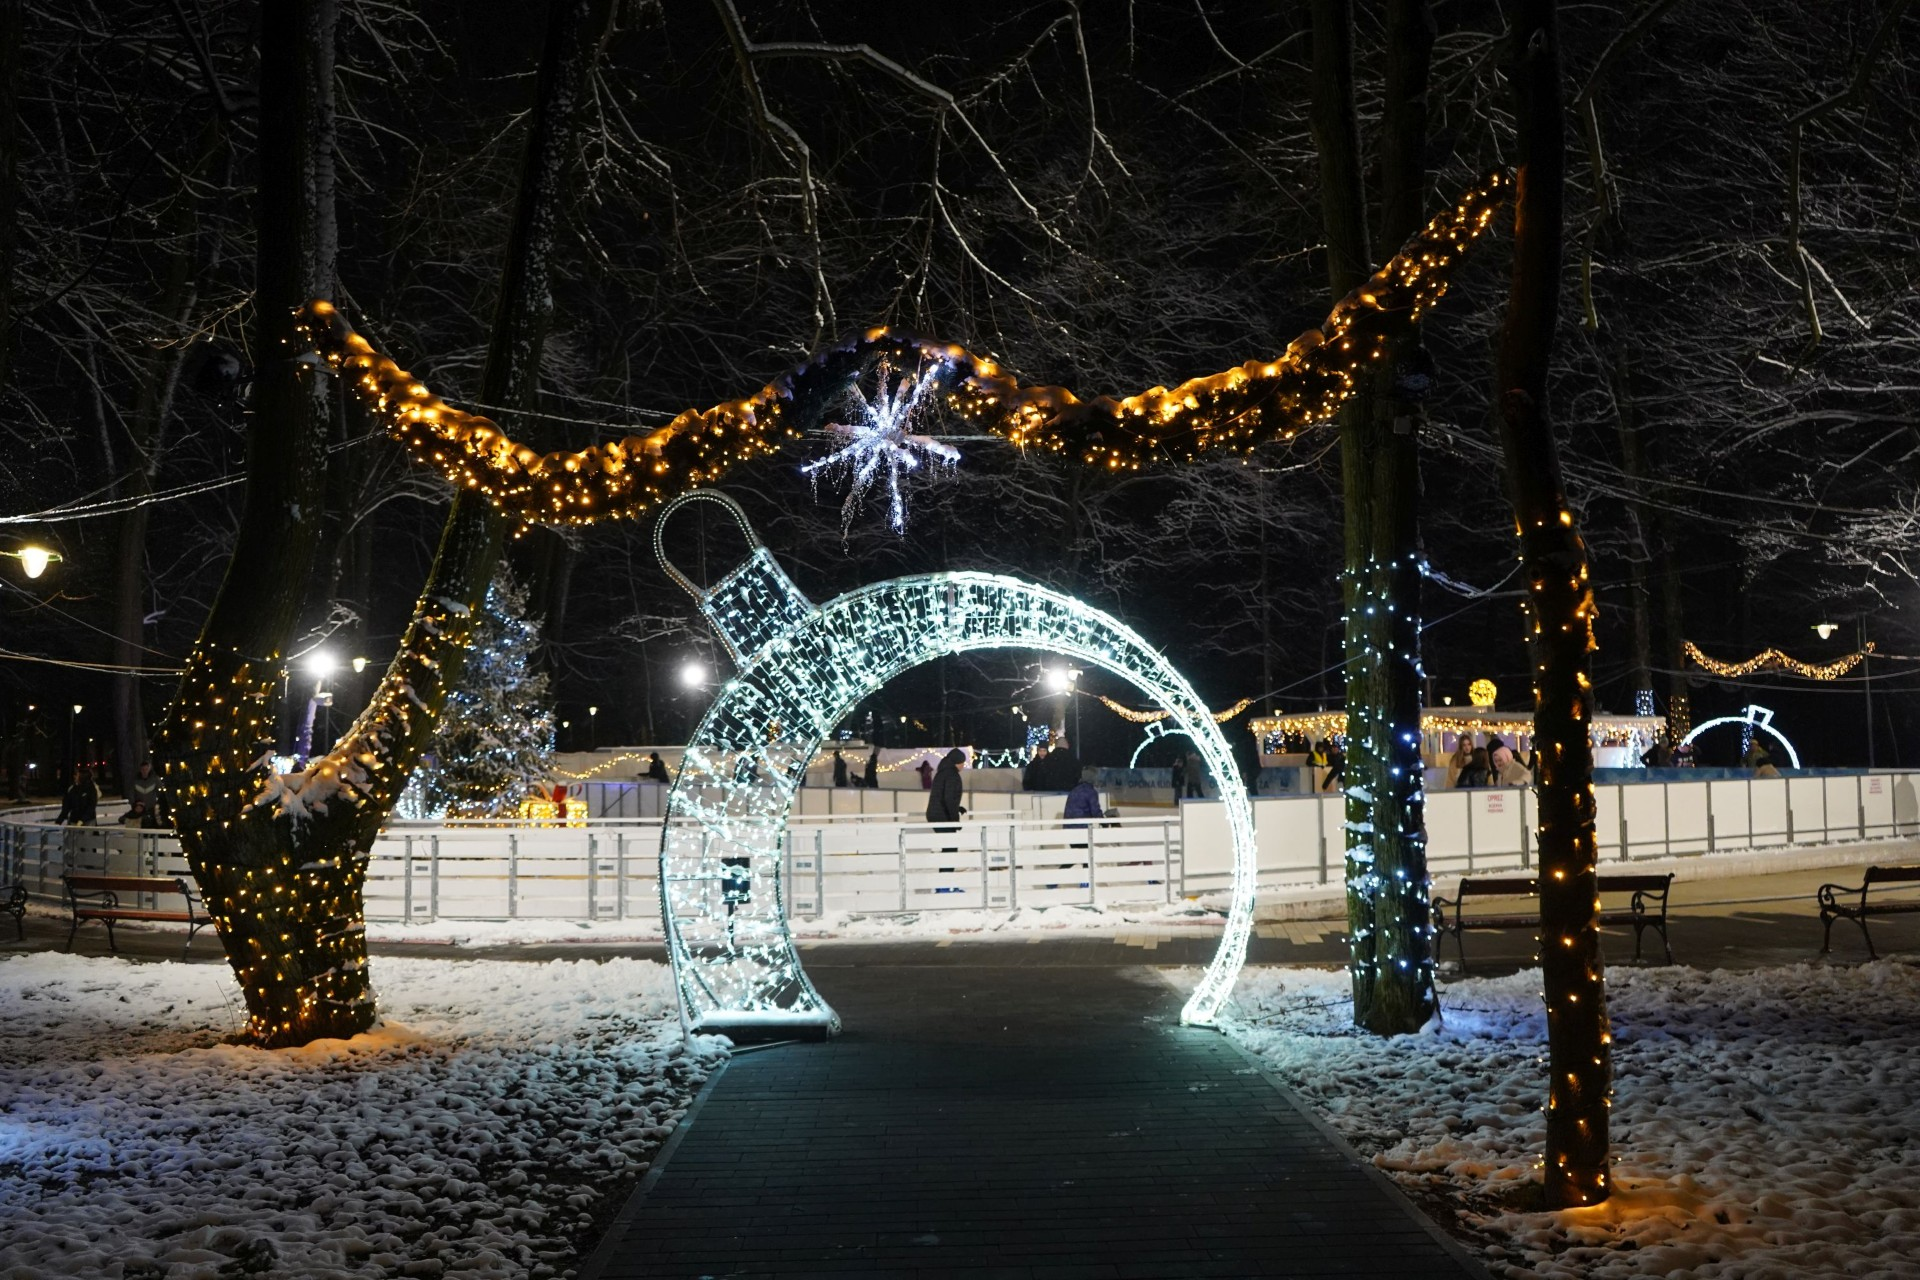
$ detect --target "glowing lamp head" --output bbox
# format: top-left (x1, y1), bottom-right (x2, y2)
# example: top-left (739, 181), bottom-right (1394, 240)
top-left (1468, 679), bottom-right (1498, 709)
top-left (305, 651), bottom-right (339, 680)
top-left (1812, 622), bottom-right (1839, 640)
top-left (11, 545), bottom-right (60, 579)
top-left (679, 660), bottom-right (709, 689)
top-left (350, 656), bottom-right (369, 674)
top-left (1045, 667), bottom-right (1079, 693)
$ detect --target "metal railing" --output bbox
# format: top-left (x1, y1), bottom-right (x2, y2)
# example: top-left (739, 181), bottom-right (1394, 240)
top-left (0, 807), bottom-right (1178, 924)
top-left (7, 770), bottom-right (1917, 924)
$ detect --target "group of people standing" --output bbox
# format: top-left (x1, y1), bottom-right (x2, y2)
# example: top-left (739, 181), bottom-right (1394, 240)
top-left (830, 747), bottom-right (886, 789)
top-left (1019, 740), bottom-right (1082, 792)
top-left (1446, 735), bottom-right (1533, 788)
top-left (52, 760), bottom-right (163, 828)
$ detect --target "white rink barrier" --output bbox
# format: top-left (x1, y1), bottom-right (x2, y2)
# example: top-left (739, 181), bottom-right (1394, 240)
top-left (1179, 770), bottom-right (1920, 891)
top-left (6, 771), bottom-right (1917, 923)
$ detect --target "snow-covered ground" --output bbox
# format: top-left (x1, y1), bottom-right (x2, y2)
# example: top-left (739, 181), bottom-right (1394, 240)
top-left (360, 899), bottom-right (1231, 947)
top-left (0, 953), bottom-right (723, 1279)
top-left (1218, 961), bottom-right (1920, 1279)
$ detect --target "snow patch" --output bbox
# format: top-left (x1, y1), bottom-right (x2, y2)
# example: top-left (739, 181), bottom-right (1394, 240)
top-left (0, 953), bottom-right (723, 1279)
top-left (1221, 961), bottom-right (1920, 1278)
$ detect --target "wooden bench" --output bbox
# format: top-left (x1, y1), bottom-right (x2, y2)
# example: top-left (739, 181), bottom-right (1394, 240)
top-left (1432, 873), bottom-right (1674, 972)
top-left (64, 874), bottom-right (209, 957)
top-left (1818, 865), bottom-right (1920, 959)
top-left (2, 882), bottom-right (23, 940)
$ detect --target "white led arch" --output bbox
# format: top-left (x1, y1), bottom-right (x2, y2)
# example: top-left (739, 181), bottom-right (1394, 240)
top-left (655, 491), bottom-right (1258, 1037)
top-left (1678, 703), bottom-right (1801, 769)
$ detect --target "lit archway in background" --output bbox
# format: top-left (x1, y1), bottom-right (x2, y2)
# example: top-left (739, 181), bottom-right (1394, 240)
top-left (656, 491), bottom-right (1257, 1037)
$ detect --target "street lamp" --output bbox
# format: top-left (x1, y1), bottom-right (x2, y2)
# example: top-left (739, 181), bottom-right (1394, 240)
top-left (3, 545), bottom-right (62, 579)
top-left (589, 705), bottom-right (599, 750)
top-left (293, 651), bottom-right (339, 762)
top-left (678, 659), bottom-right (709, 689)
top-left (351, 655), bottom-right (369, 674)
top-left (1044, 666), bottom-right (1082, 744)
top-left (69, 703), bottom-right (82, 778)
top-left (1813, 620), bottom-right (1872, 767)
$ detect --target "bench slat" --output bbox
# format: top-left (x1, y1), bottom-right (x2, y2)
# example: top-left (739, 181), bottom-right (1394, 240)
top-left (1456, 878), bottom-right (1536, 896)
top-left (1864, 865), bottom-right (1920, 885)
top-left (66, 875), bottom-right (191, 894)
top-left (73, 908), bottom-right (195, 923)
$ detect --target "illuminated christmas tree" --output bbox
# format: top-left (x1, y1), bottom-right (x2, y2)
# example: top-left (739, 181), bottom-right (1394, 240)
top-left (407, 567), bottom-right (555, 818)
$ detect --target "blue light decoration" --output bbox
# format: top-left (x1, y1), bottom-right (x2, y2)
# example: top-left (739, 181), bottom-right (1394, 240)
top-left (653, 491), bottom-right (1258, 1037)
top-left (800, 356), bottom-right (958, 534)
top-left (1679, 703), bottom-right (1801, 768)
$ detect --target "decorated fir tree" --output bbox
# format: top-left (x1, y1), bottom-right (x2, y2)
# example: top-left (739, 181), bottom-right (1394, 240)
top-left (405, 566), bottom-right (555, 818)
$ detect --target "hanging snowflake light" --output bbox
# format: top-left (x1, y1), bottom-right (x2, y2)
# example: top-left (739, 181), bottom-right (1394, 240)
top-left (801, 357), bottom-right (957, 534)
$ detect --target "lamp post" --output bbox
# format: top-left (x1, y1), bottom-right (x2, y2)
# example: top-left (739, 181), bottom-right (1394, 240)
top-left (1813, 620), bottom-right (1872, 768)
top-left (589, 705), bottom-right (599, 750)
top-left (1861, 617), bottom-right (1873, 769)
top-left (68, 703), bottom-right (81, 780)
top-left (293, 651), bottom-right (338, 763)
top-left (1044, 666), bottom-right (1082, 746)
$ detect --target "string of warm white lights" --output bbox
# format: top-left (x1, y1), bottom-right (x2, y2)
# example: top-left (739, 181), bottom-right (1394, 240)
top-left (1685, 640), bottom-right (1872, 680)
top-left (1095, 693), bottom-right (1254, 724)
top-left (294, 173), bottom-right (1509, 526)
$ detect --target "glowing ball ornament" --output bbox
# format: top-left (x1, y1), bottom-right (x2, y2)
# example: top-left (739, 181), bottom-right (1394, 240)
top-left (654, 491), bottom-right (1258, 1038)
top-left (1468, 679), bottom-right (1498, 708)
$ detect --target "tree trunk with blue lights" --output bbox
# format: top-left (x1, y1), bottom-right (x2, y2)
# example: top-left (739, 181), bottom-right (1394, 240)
top-left (1314, 0), bottom-right (1439, 1036)
top-left (1494, 0), bottom-right (1614, 1208)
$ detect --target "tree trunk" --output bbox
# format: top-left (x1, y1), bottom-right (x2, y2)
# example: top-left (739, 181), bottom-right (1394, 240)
top-left (152, 0), bottom-right (342, 1045)
top-left (154, 0), bottom-right (612, 1048)
top-left (1315, 0), bottom-right (1439, 1035)
top-left (1493, 0), bottom-right (1613, 1209)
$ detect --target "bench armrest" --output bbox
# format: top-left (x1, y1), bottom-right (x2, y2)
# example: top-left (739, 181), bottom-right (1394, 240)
top-left (1817, 881), bottom-right (1865, 910)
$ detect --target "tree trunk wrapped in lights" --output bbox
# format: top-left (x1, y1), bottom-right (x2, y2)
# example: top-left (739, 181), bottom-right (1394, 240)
top-left (154, 0), bottom-right (613, 1048)
top-left (1313, 0), bottom-right (1439, 1035)
top-left (1492, 0), bottom-right (1614, 1208)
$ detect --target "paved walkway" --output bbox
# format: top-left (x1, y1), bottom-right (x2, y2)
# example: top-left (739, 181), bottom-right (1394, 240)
top-left (580, 961), bottom-right (1488, 1279)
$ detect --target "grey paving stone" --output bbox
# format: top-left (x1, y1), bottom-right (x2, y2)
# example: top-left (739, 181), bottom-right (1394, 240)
top-left (579, 963), bottom-right (1489, 1279)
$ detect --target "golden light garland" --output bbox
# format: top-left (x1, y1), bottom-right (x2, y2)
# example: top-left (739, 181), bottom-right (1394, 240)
top-left (296, 173), bottom-right (1509, 526)
top-left (1096, 693), bottom-right (1254, 724)
top-left (1248, 710), bottom-right (1602, 742)
top-left (1685, 640), bottom-right (1873, 681)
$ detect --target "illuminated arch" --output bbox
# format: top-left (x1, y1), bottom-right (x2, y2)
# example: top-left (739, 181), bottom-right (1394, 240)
top-left (1678, 703), bottom-right (1801, 769)
top-left (657, 491), bottom-right (1256, 1037)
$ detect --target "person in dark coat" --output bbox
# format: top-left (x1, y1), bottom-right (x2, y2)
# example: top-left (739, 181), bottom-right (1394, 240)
top-left (1319, 741), bottom-right (1345, 792)
top-left (926, 748), bottom-right (967, 852)
top-left (915, 757), bottom-right (936, 789)
top-left (831, 750), bottom-right (849, 787)
top-left (56, 767), bottom-right (98, 825)
top-left (1022, 745), bottom-right (1049, 791)
top-left (130, 760), bottom-right (160, 813)
top-left (1456, 747), bottom-right (1491, 788)
top-left (1064, 767), bottom-right (1102, 849)
top-left (1183, 749), bottom-right (1205, 798)
top-left (645, 752), bottom-right (671, 783)
top-left (864, 746), bottom-right (882, 788)
top-left (1169, 752), bottom-right (1186, 800)
top-left (1044, 738), bottom-right (1079, 791)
